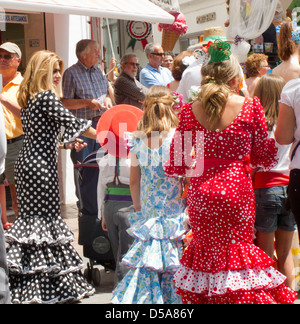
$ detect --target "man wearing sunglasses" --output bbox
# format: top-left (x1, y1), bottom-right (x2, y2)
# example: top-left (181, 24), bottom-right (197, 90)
top-left (140, 43), bottom-right (173, 88)
top-left (114, 54), bottom-right (147, 109)
top-left (0, 42), bottom-right (23, 224)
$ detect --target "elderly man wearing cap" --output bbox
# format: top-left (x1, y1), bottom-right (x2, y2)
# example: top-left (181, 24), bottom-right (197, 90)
top-left (0, 42), bottom-right (23, 226)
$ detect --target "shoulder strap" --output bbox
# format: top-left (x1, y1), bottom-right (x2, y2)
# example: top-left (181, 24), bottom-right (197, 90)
top-left (292, 141), bottom-right (300, 161)
top-left (113, 157), bottom-right (121, 185)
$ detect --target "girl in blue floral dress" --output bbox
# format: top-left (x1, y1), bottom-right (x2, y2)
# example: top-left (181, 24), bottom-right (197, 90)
top-left (111, 86), bottom-right (187, 304)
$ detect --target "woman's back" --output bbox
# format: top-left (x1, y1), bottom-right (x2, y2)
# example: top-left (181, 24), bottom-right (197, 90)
top-left (271, 57), bottom-right (300, 83)
top-left (191, 94), bottom-right (245, 132)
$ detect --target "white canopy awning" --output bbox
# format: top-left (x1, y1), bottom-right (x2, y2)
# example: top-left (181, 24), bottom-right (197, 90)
top-left (0, 0), bottom-right (175, 24)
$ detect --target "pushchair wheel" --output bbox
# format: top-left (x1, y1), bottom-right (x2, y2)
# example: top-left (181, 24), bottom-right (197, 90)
top-left (83, 262), bottom-right (101, 287)
top-left (92, 268), bottom-right (101, 287)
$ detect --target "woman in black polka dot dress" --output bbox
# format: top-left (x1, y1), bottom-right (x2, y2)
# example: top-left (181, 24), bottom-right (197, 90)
top-left (5, 50), bottom-right (96, 304)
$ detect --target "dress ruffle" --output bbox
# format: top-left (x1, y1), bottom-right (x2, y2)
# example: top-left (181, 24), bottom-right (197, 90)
top-left (181, 239), bottom-right (274, 273)
top-left (175, 239), bottom-right (298, 304)
top-left (9, 272), bottom-right (94, 304)
top-left (123, 211), bottom-right (186, 272)
top-left (177, 284), bottom-right (297, 304)
top-left (112, 211), bottom-right (187, 304)
top-left (5, 215), bottom-right (74, 246)
top-left (175, 265), bottom-right (287, 296)
top-left (111, 268), bottom-right (182, 304)
top-left (61, 119), bottom-right (92, 145)
top-left (127, 211), bottom-right (187, 241)
top-left (5, 215), bottom-right (95, 304)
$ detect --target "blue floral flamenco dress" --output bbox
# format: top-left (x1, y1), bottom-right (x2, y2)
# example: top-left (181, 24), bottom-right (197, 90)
top-left (111, 130), bottom-right (187, 304)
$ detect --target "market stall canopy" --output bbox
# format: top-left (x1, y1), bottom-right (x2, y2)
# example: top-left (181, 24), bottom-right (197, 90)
top-left (0, 0), bottom-right (175, 24)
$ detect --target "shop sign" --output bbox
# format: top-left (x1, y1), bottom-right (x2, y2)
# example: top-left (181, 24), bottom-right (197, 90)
top-left (149, 0), bottom-right (180, 11)
top-left (0, 14), bottom-right (28, 24)
top-left (196, 12), bottom-right (216, 24)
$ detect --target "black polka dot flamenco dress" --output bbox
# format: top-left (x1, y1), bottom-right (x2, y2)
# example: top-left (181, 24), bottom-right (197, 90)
top-left (5, 90), bottom-right (95, 304)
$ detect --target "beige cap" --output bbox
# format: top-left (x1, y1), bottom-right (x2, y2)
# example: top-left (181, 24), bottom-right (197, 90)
top-left (0, 42), bottom-right (22, 58)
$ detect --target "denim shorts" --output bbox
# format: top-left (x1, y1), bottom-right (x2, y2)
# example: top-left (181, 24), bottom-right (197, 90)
top-left (255, 186), bottom-right (297, 233)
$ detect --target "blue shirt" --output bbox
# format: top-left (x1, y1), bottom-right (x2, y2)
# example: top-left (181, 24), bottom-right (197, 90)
top-left (139, 64), bottom-right (174, 88)
top-left (62, 61), bottom-right (109, 120)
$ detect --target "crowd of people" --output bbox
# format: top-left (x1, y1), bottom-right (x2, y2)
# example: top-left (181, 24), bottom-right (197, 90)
top-left (1, 13), bottom-right (300, 304)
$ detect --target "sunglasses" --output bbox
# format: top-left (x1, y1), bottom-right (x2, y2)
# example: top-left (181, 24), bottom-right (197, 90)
top-left (0, 54), bottom-right (15, 60)
top-left (126, 62), bottom-right (139, 67)
top-left (53, 68), bottom-right (62, 74)
top-left (151, 53), bottom-right (165, 57)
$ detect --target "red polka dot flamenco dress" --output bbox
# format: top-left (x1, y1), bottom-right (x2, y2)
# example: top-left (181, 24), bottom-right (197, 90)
top-left (164, 98), bottom-right (297, 304)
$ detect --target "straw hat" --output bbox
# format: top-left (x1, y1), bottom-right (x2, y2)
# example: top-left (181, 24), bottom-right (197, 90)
top-left (97, 105), bottom-right (144, 158)
top-left (188, 26), bottom-right (233, 51)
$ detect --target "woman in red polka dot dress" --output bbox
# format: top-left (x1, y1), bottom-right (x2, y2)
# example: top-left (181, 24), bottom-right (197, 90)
top-left (164, 41), bottom-right (297, 304)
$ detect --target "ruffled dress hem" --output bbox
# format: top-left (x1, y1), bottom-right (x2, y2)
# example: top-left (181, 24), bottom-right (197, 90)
top-left (111, 210), bottom-right (187, 304)
top-left (174, 239), bottom-right (297, 304)
top-left (5, 214), bottom-right (95, 304)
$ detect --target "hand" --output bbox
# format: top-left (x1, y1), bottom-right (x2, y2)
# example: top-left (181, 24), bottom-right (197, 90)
top-left (103, 97), bottom-right (113, 109)
top-left (65, 139), bottom-right (87, 152)
top-left (102, 218), bottom-right (108, 231)
top-left (88, 99), bottom-right (104, 111)
top-left (108, 58), bottom-right (117, 70)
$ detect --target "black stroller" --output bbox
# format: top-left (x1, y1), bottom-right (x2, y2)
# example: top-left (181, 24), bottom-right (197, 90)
top-left (75, 149), bottom-right (116, 287)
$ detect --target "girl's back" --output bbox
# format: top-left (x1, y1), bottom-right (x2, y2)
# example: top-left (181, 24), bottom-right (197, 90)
top-left (128, 129), bottom-right (185, 218)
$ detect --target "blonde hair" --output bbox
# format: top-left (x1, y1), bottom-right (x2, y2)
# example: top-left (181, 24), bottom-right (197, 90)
top-left (137, 86), bottom-right (178, 136)
top-left (254, 74), bottom-right (286, 131)
top-left (198, 55), bottom-right (242, 129)
top-left (18, 50), bottom-right (64, 108)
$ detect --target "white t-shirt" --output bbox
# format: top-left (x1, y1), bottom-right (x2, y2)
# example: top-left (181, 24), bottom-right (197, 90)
top-left (177, 61), bottom-right (247, 103)
top-left (256, 126), bottom-right (291, 175)
top-left (177, 62), bottom-right (202, 103)
top-left (279, 78), bottom-right (300, 170)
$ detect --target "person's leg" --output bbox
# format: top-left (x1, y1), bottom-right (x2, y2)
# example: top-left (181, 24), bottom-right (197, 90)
top-left (254, 187), bottom-right (277, 258)
top-left (0, 185), bottom-right (8, 227)
top-left (275, 186), bottom-right (297, 290)
top-left (288, 170), bottom-right (300, 240)
top-left (0, 206), bottom-right (11, 304)
top-left (9, 185), bottom-right (18, 218)
top-left (4, 140), bottom-right (23, 218)
top-left (115, 205), bottom-right (134, 283)
top-left (275, 229), bottom-right (295, 290)
top-left (255, 231), bottom-right (275, 258)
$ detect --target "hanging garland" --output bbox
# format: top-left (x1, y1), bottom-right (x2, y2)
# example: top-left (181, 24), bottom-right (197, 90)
top-left (127, 21), bottom-right (152, 50)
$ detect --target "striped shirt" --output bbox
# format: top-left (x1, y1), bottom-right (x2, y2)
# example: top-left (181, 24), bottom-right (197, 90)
top-left (62, 61), bottom-right (109, 120)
